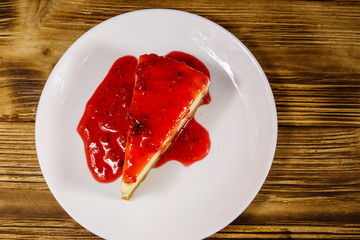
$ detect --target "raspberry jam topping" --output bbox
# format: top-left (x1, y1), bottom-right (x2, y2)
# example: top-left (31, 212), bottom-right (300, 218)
top-left (78, 52), bottom-right (211, 183)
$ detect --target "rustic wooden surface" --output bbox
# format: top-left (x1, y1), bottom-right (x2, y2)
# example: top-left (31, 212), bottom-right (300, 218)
top-left (1, 0), bottom-right (360, 239)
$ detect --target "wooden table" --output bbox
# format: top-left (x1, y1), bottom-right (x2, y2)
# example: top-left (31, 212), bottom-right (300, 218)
top-left (1, 0), bottom-right (359, 239)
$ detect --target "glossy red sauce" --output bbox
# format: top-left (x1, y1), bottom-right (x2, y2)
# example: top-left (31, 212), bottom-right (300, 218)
top-left (78, 52), bottom-right (211, 183)
top-left (156, 118), bottom-right (210, 167)
top-left (77, 56), bottom-right (137, 182)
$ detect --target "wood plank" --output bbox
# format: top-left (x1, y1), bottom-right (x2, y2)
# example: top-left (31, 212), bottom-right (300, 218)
top-left (1, 217), bottom-right (359, 240)
top-left (0, 218), bottom-right (99, 239)
top-left (210, 225), bottom-right (360, 239)
top-left (0, 122), bottom-right (45, 190)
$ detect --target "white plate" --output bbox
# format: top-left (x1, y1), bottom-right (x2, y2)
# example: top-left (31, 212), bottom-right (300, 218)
top-left (36, 9), bottom-right (277, 240)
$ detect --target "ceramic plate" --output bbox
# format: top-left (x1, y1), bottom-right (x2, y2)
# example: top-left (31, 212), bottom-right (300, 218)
top-left (36, 9), bottom-right (277, 240)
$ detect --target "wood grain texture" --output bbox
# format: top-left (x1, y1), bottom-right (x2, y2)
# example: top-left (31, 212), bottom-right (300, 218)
top-left (1, 0), bottom-right (359, 239)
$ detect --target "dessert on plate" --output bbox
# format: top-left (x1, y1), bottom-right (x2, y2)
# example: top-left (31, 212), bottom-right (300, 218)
top-left (78, 52), bottom-right (211, 200)
top-left (120, 54), bottom-right (210, 200)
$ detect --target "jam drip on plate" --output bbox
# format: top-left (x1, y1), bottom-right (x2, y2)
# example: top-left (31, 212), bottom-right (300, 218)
top-left (157, 118), bottom-right (210, 167)
top-left (77, 56), bottom-right (137, 182)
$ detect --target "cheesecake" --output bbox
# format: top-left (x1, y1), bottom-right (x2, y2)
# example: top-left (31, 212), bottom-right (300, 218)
top-left (120, 54), bottom-right (210, 200)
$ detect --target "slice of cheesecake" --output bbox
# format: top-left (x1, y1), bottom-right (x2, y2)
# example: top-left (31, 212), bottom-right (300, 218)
top-left (121, 54), bottom-right (210, 200)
